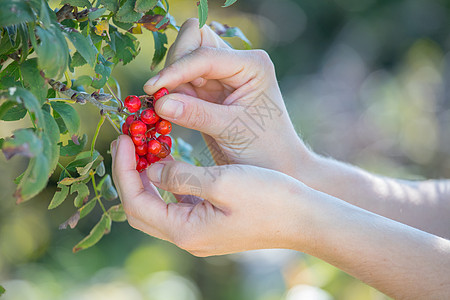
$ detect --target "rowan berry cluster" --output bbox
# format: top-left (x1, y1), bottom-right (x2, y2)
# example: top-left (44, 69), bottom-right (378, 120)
top-left (121, 88), bottom-right (172, 172)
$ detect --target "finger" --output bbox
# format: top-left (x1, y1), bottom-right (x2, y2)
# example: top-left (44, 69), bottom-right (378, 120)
top-left (165, 18), bottom-right (230, 66)
top-left (146, 161), bottom-right (228, 206)
top-left (144, 47), bottom-right (253, 94)
top-left (112, 135), bottom-right (169, 226)
top-left (154, 92), bottom-right (241, 136)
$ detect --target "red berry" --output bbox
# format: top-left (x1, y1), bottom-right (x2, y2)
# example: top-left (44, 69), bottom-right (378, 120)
top-left (129, 120), bottom-right (147, 136)
top-left (122, 122), bottom-right (130, 135)
top-left (135, 153), bottom-right (139, 164)
top-left (146, 153), bottom-right (161, 164)
top-left (148, 139), bottom-right (162, 155)
top-left (124, 95), bottom-right (141, 113)
top-left (140, 109), bottom-right (160, 125)
top-left (157, 142), bottom-right (171, 158)
top-left (135, 143), bottom-right (148, 156)
top-left (131, 134), bottom-right (146, 146)
top-left (126, 114), bottom-right (135, 125)
top-left (136, 157), bottom-right (148, 172)
top-left (153, 87), bottom-right (169, 102)
top-left (155, 120), bottom-right (172, 135)
top-left (146, 128), bottom-right (157, 139)
top-left (157, 135), bottom-right (172, 148)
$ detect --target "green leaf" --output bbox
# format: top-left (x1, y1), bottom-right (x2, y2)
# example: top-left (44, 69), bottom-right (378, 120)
top-left (50, 101), bottom-right (80, 135)
top-left (97, 174), bottom-right (117, 200)
top-left (0, 61), bottom-right (21, 89)
top-left (79, 198), bottom-right (97, 218)
top-left (48, 184), bottom-right (69, 209)
top-left (39, 0), bottom-right (52, 29)
top-left (71, 182), bottom-right (89, 207)
top-left (70, 51), bottom-right (88, 68)
top-left (35, 25), bottom-right (69, 79)
top-left (66, 31), bottom-right (97, 67)
top-left (59, 173), bottom-right (89, 185)
top-left (109, 31), bottom-right (138, 65)
top-left (114, 0), bottom-right (143, 24)
top-left (92, 54), bottom-right (112, 89)
top-left (16, 154), bottom-right (50, 203)
top-left (134, 0), bottom-right (157, 13)
top-left (73, 213), bottom-right (111, 253)
top-left (222, 0), bottom-right (237, 7)
top-left (88, 7), bottom-right (106, 20)
top-left (151, 31), bottom-right (167, 70)
top-left (60, 0), bottom-right (92, 8)
top-left (75, 154), bottom-right (103, 176)
top-left (0, 101), bottom-right (27, 121)
top-left (59, 134), bottom-right (88, 156)
top-left (73, 75), bottom-right (93, 87)
top-left (95, 161), bottom-right (105, 176)
top-left (108, 204), bottom-right (127, 222)
top-left (197, 0), bottom-right (208, 28)
top-left (0, 0), bottom-right (35, 27)
top-left (20, 58), bottom-right (47, 105)
top-left (100, 0), bottom-right (119, 12)
top-left (2, 128), bottom-right (42, 160)
top-left (0, 284), bottom-right (5, 296)
top-left (0, 87), bottom-right (44, 128)
top-left (220, 26), bottom-right (251, 49)
top-left (42, 110), bottom-right (60, 175)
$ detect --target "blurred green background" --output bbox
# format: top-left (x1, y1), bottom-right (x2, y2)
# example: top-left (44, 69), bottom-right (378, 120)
top-left (1, 0), bottom-right (450, 299)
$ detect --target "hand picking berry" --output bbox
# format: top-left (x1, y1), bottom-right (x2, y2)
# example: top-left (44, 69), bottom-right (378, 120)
top-left (120, 89), bottom-right (173, 172)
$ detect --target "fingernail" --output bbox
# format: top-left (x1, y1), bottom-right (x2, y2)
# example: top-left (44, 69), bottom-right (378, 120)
top-left (145, 74), bottom-right (160, 87)
top-left (159, 98), bottom-right (184, 119)
top-left (147, 163), bottom-right (164, 184)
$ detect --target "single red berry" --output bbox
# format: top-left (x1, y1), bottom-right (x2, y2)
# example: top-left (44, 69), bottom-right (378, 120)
top-left (157, 135), bottom-right (172, 148)
top-left (153, 87), bottom-right (169, 102)
top-left (140, 109), bottom-right (160, 125)
top-left (135, 143), bottom-right (148, 156)
top-left (131, 134), bottom-right (146, 146)
top-left (157, 142), bottom-right (171, 158)
top-left (124, 95), bottom-right (141, 113)
top-left (155, 120), bottom-right (172, 135)
top-left (122, 122), bottom-right (130, 135)
top-left (146, 128), bottom-right (157, 139)
top-left (126, 114), bottom-right (135, 125)
top-left (146, 153), bottom-right (161, 164)
top-left (136, 157), bottom-right (148, 172)
top-left (130, 120), bottom-right (147, 136)
top-left (148, 139), bottom-right (162, 155)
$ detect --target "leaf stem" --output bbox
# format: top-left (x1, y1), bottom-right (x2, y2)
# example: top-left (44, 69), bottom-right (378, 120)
top-left (106, 114), bottom-right (121, 135)
top-left (91, 115), bottom-right (105, 156)
top-left (90, 171), bottom-right (106, 213)
top-left (58, 162), bottom-right (73, 178)
top-left (105, 82), bottom-right (123, 111)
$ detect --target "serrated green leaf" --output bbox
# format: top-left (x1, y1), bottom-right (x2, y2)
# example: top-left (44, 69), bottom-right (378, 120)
top-left (134, 0), bottom-right (157, 13)
top-left (16, 154), bottom-right (50, 203)
top-left (100, 0), bottom-right (119, 12)
top-left (151, 31), bottom-right (167, 70)
top-left (71, 182), bottom-right (89, 207)
top-left (108, 204), bottom-right (127, 222)
top-left (109, 31), bottom-right (138, 65)
top-left (35, 25), bottom-right (69, 79)
top-left (88, 7), bottom-right (106, 20)
top-left (50, 101), bottom-right (80, 135)
top-left (97, 174), bottom-right (117, 200)
top-left (73, 213), bottom-right (111, 253)
top-left (79, 198), bottom-right (97, 218)
top-left (222, 0), bottom-right (237, 7)
top-left (1, 87), bottom-right (44, 128)
top-left (95, 161), bottom-right (105, 176)
top-left (48, 184), bottom-right (69, 209)
top-left (66, 31), bottom-right (97, 67)
top-left (70, 51), bottom-right (88, 68)
top-left (114, 0), bottom-right (143, 23)
top-left (59, 134), bottom-right (88, 156)
top-left (60, 0), bottom-right (91, 8)
top-left (197, 0), bottom-right (208, 28)
top-left (2, 128), bottom-right (42, 160)
top-left (92, 54), bottom-right (112, 89)
top-left (20, 58), bottom-right (47, 105)
top-left (0, 101), bottom-right (27, 121)
top-left (0, 0), bottom-right (35, 27)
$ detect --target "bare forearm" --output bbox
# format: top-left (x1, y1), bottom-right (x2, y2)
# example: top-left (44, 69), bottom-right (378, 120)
top-left (295, 190), bottom-right (450, 299)
top-left (293, 149), bottom-right (450, 239)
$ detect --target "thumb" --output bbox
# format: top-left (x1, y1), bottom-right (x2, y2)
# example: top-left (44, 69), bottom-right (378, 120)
top-left (154, 93), bottom-right (241, 137)
top-left (146, 160), bottom-right (225, 204)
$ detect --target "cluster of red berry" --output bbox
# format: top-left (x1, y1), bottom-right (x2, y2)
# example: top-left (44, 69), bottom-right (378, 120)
top-left (121, 88), bottom-right (173, 172)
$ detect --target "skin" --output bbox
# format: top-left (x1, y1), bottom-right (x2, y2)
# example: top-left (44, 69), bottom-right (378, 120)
top-left (111, 18), bottom-right (450, 299)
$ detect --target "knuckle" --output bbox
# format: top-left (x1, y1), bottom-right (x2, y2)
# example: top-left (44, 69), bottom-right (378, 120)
top-left (183, 18), bottom-right (199, 28)
top-left (252, 49), bottom-right (275, 70)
